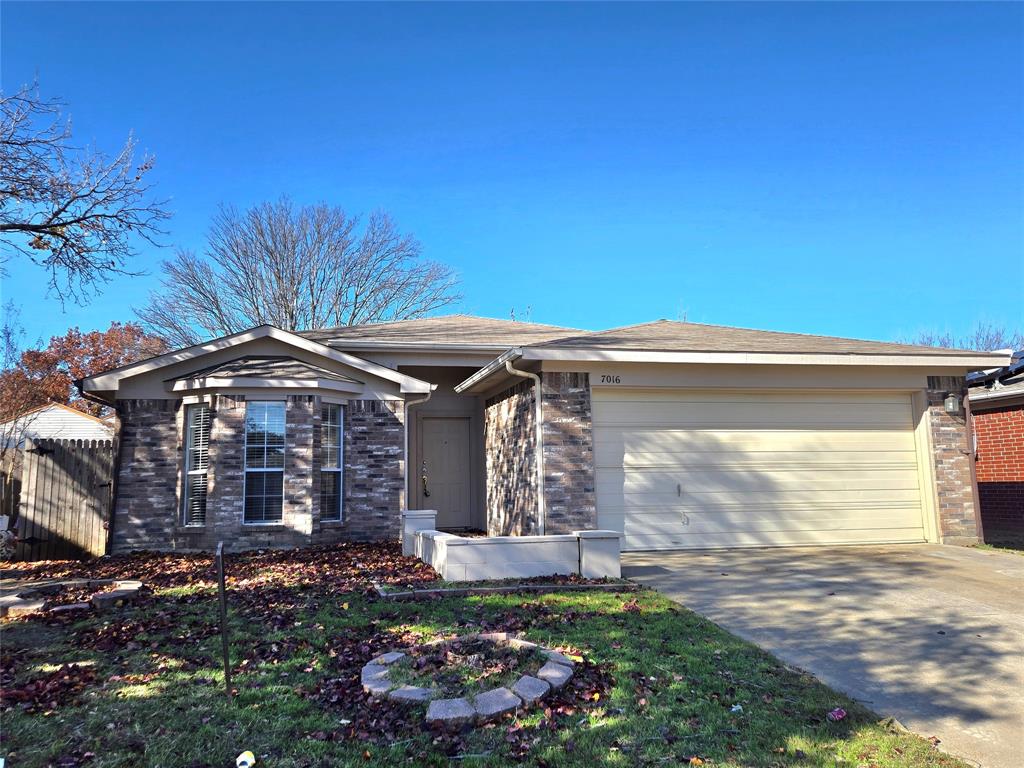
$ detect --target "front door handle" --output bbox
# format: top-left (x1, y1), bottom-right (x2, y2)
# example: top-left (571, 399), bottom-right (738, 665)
top-left (421, 461), bottom-right (430, 498)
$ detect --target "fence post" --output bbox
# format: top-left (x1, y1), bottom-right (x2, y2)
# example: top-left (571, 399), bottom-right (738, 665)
top-left (215, 541), bottom-right (233, 700)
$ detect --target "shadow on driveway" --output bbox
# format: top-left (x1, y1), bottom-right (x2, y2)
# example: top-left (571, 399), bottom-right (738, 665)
top-left (624, 544), bottom-right (1024, 768)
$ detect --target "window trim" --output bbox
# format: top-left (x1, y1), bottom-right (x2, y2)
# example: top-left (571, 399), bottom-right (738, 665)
top-left (182, 402), bottom-right (211, 527)
top-left (320, 402), bottom-right (345, 522)
top-left (242, 399), bottom-right (286, 526)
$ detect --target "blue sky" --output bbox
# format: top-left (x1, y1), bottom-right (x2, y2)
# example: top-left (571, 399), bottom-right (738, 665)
top-left (2, 1), bottom-right (1022, 347)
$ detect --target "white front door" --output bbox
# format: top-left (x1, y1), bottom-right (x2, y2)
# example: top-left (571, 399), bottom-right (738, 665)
top-left (421, 417), bottom-right (473, 529)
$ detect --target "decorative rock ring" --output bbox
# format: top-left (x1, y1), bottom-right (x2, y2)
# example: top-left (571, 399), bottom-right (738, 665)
top-left (360, 631), bottom-right (578, 726)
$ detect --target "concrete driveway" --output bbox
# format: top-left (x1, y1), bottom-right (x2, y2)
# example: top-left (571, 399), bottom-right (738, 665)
top-left (623, 544), bottom-right (1024, 768)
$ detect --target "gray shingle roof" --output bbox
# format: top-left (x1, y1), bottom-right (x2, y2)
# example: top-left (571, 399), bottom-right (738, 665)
top-left (172, 356), bottom-right (359, 383)
top-left (534, 320), bottom-right (987, 356)
top-left (298, 314), bottom-right (581, 348)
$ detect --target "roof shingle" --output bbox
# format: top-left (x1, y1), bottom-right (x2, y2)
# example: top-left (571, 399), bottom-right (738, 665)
top-left (298, 314), bottom-right (581, 348)
top-left (535, 320), bottom-right (987, 356)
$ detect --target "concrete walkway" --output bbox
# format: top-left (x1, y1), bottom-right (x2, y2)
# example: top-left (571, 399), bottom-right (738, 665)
top-left (623, 544), bottom-right (1024, 768)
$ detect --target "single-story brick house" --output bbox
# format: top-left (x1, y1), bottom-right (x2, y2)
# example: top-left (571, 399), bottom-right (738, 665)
top-left (78, 315), bottom-right (1009, 553)
top-left (967, 353), bottom-right (1024, 545)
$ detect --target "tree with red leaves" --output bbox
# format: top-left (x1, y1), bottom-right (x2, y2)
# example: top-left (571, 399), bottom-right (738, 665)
top-left (0, 321), bottom-right (166, 423)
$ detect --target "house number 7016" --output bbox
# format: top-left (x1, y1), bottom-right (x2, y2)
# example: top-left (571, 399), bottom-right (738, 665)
top-left (600, 375), bottom-right (622, 384)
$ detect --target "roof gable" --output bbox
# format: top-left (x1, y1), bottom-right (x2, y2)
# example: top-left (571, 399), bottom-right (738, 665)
top-left (81, 325), bottom-right (432, 396)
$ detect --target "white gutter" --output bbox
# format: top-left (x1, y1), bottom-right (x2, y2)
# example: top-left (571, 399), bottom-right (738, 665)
top-left (403, 388), bottom-right (435, 511)
top-left (967, 385), bottom-right (1024, 404)
top-left (504, 359), bottom-right (545, 536)
top-left (515, 348), bottom-right (1011, 368)
top-left (453, 348), bottom-right (522, 393)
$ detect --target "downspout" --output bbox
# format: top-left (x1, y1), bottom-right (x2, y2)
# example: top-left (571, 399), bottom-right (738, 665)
top-left (404, 389), bottom-right (433, 511)
top-left (505, 361), bottom-right (545, 536)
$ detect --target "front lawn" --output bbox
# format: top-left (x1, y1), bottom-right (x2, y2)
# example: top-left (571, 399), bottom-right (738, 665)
top-left (2, 544), bottom-right (969, 767)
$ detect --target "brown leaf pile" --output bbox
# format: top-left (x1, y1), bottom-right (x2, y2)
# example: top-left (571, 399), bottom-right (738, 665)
top-left (0, 663), bottom-right (97, 714)
top-left (11, 542), bottom-right (437, 592)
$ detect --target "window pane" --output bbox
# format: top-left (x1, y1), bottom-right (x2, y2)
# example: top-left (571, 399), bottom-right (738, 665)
top-left (265, 445), bottom-right (284, 468)
top-left (245, 401), bottom-right (286, 469)
top-left (319, 404), bottom-right (343, 521)
top-left (244, 470), bottom-right (283, 523)
top-left (186, 404), bottom-right (211, 472)
top-left (320, 471), bottom-right (341, 521)
top-left (183, 404), bottom-right (210, 525)
top-left (244, 402), bottom-right (285, 524)
top-left (184, 473), bottom-right (207, 525)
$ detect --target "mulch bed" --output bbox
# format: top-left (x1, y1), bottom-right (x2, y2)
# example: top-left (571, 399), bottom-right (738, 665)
top-left (394, 635), bottom-right (544, 697)
top-left (5, 542), bottom-right (439, 592)
top-left (309, 630), bottom-right (614, 756)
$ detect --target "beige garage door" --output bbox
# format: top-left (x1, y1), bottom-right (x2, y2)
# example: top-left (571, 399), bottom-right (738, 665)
top-left (592, 389), bottom-right (926, 551)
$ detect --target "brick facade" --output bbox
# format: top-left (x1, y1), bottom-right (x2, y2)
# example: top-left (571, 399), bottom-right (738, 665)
top-left (483, 380), bottom-right (538, 535)
top-left (972, 402), bottom-right (1024, 544)
top-left (111, 395), bottom-right (405, 553)
top-left (110, 399), bottom-right (183, 552)
top-left (340, 399), bottom-right (406, 542)
top-left (926, 377), bottom-right (981, 544)
top-left (541, 372), bottom-right (597, 533)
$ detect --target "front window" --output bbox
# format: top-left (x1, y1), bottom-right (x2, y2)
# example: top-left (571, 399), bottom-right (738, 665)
top-left (320, 403), bottom-right (344, 521)
top-left (244, 401), bottom-right (285, 524)
top-left (183, 403), bottom-right (210, 525)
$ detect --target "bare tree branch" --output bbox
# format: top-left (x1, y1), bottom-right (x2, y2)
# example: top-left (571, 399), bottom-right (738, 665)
top-left (0, 82), bottom-right (171, 302)
top-left (901, 323), bottom-right (1024, 352)
top-left (136, 199), bottom-right (460, 346)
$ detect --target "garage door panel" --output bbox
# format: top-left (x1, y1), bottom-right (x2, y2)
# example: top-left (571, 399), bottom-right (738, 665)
top-left (602, 507), bottom-right (926, 536)
top-left (593, 429), bottom-right (918, 464)
top-left (618, 528), bottom-right (928, 551)
top-left (592, 388), bottom-right (926, 551)
top-left (592, 390), bottom-right (912, 405)
top-left (592, 401), bottom-right (913, 429)
top-left (597, 487), bottom-right (924, 512)
top-left (600, 468), bottom-right (922, 495)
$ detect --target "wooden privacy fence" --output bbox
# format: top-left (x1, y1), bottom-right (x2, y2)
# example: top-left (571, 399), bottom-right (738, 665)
top-left (13, 438), bottom-right (115, 561)
top-left (1, 452), bottom-right (20, 522)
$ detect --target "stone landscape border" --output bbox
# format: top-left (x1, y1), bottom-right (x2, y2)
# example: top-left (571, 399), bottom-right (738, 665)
top-left (360, 632), bottom-right (578, 727)
top-left (0, 578), bottom-right (145, 618)
top-left (371, 580), bottom-right (639, 601)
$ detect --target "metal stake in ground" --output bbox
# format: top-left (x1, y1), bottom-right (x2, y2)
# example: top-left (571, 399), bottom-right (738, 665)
top-left (215, 541), bottom-right (232, 700)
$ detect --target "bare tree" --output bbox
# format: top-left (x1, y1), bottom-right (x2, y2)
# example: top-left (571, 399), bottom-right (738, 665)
top-left (136, 199), bottom-right (460, 347)
top-left (902, 323), bottom-right (1024, 352)
top-left (0, 82), bottom-right (170, 300)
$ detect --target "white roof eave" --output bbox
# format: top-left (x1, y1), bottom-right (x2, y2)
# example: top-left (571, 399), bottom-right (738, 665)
top-left (455, 346), bottom-right (1012, 394)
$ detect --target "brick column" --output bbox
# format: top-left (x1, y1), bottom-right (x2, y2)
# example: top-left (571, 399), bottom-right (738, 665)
top-left (483, 381), bottom-right (538, 536)
top-left (927, 376), bottom-right (981, 544)
top-left (283, 395), bottom-right (315, 540)
top-left (541, 372), bottom-right (597, 533)
top-left (340, 399), bottom-right (405, 541)
top-left (110, 399), bottom-right (182, 553)
top-left (206, 394), bottom-right (246, 547)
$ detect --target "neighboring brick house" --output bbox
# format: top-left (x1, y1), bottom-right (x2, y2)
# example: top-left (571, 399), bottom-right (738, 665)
top-left (968, 355), bottom-right (1024, 545)
top-left (79, 316), bottom-right (1010, 554)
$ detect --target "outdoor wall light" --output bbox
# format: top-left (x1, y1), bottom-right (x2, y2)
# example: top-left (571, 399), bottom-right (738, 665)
top-left (944, 393), bottom-right (961, 414)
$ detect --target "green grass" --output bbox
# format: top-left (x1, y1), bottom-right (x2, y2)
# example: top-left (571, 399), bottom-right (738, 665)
top-left (1, 565), bottom-right (972, 767)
